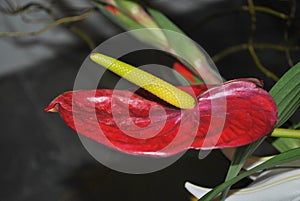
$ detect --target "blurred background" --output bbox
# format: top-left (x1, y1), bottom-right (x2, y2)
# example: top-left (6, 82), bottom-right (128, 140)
top-left (0, 0), bottom-right (299, 200)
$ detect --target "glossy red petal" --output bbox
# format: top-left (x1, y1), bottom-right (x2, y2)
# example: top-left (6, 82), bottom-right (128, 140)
top-left (45, 78), bottom-right (277, 157)
top-left (191, 78), bottom-right (278, 149)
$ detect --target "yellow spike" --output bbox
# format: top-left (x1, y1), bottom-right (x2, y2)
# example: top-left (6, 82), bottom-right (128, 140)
top-left (90, 53), bottom-right (195, 109)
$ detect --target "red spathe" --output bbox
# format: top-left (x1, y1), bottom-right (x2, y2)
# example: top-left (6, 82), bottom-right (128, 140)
top-left (45, 78), bottom-right (278, 157)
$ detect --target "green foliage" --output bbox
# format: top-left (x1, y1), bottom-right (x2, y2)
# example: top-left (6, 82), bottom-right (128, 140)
top-left (199, 147), bottom-right (300, 201)
top-left (220, 139), bottom-right (265, 200)
top-left (269, 62), bottom-right (300, 127)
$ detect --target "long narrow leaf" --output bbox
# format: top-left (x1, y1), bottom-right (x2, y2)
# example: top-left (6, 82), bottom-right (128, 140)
top-left (147, 7), bottom-right (222, 84)
top-left (269, 62), bottom-right (300, 127)
top-left (273, 137), bottom-right (300, 152)
top-left (270, 63), bottom-right (300, 152)
top-left (220, 139), bottom-right (264, 200)
top-left (199, 147), bottom-right (300, 201)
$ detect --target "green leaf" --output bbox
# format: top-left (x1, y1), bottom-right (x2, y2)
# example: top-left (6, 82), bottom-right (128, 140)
top-left (269, 63), bottom-right (300, 152)
top-left (220, 139), bottom-right (265, 200)
top-left (198, 147), bottom-right (300, 201)
top-left (147, 7), bottom-right (202, 69)
top-left (269, 62), bottom-right (300, 127)
top-left (94, 2), bottom-right (166, 46)
top-left (146, 7), bottom-right (184, 33)
top-left (147, 7), bottom-right (222, 84)
top-left (94, 2), bottom-right (143, 30)
top-left (292, 121), bottom-right (300, 129)
top-left (272, 137), bottom-right (300, 152)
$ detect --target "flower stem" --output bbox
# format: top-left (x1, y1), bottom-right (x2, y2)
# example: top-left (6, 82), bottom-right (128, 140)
top-left (0, 9), bottom-right (95, 37)
top-left (270, 128), bottom-right (300, 139)
top-left (212, 43), bottom-right (300, 62)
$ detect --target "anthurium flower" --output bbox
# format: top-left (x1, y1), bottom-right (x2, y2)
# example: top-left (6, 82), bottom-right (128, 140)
top-left (45, 78), bottom-right (277, 157)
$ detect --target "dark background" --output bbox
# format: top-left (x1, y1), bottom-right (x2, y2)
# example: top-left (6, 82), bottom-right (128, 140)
top-left (0, 0), bottom-right (299, 200)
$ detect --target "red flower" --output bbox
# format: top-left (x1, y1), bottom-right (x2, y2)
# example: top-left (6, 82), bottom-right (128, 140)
top-left (45, 78), bottom-right (277, 157)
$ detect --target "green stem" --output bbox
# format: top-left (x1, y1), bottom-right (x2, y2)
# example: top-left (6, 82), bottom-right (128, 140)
top-left (248, 45), bottom-right (280, 81)
top-left (212, 43), bottom-right (300, 62)
top-left (247, 0), bottom-right (280, 81)
top-left (270, 128), bottom-right (300, 139)
top-left (0, 9), bottom-right (95, 37)
top-left (242, 5), bottom-right (289, 20)
top-left (69, 26), bottom-right (95, 50)
top-left (189, 5), bottom-right (288, 30)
